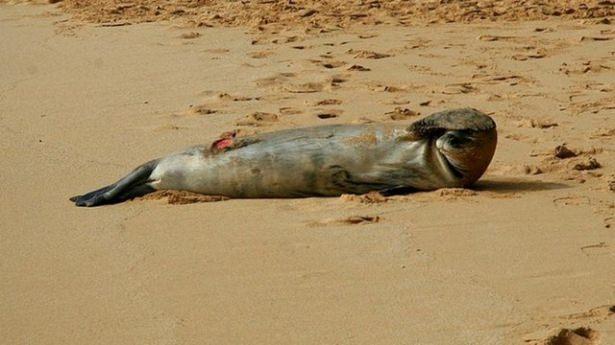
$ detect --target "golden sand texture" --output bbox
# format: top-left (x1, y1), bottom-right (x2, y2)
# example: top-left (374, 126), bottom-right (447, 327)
top-left (7, 0), bottom-right (614, 27)
top-left (2, 3), bottom-right (615, 345)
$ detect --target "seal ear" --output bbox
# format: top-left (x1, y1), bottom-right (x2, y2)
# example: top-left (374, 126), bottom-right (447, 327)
top-left (406, 108), bottom-right (496, 140)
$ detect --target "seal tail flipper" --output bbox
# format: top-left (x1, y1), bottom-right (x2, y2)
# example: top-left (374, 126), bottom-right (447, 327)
top-left (70, 159), bottom-right (159, 207)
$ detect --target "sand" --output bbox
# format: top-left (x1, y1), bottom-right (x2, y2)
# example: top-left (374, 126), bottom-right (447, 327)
top-left (1, 2), bottom-right (614, 345)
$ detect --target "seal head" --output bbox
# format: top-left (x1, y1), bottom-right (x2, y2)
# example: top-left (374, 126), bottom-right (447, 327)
top-left (407, 108), bottom-right (497, 187)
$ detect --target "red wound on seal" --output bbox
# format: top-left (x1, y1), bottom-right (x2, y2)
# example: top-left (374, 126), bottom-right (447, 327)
top-left (213, 138), bottom-right (233, 150)
top-left (211, 130), bottom-right (237, 152)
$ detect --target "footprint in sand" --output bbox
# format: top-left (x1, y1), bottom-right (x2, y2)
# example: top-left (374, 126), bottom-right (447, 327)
top-left (542, 327), bottom-right (599, 345)
top-left (308, 215), bottom-right (381, 227)
top-left (236, 112), bottom-right (279, 127)
top-left (559, 60), bottom-right (612, 74)
top-left (286, 76), bottom-right (348, 93)
top-left (440, 82), bottom-right (477, 95)
top-left (216, 92), bottom-right (261, 102)
top-left (310, 59), bottom-right (346, 69)
top-left (347, 49), bottom-right (392, 59)
top-left (524, 305), bottom-right (615, 344)
top-left (255, 72), bottom-right (297, 88)
top-left (512, 49), bottom-right (547, 61)
top-left (187, 105), bottom-right (218, 115)
top-left (553, 195), bottom-right (590, 207)
top-left (178, 32), bottom-right (200, 39)
top-left (315, 99), bottom-right (343, 106)
top-left (202, 48), bottom-right (230, 54)
top-left (248, 50), bottom-right (274, 59)
top-left (315, 109), bottom-right (343, 119)
top-left (279, 107), bottom-right (303, 115)
top-left (385, 107), bottom-right (420, 120)
top-left (255, 72), bottom-right (345, 93)
top-left (516, 118), bottom-right (558, 129)
top-left (347, 64), bottom-right (371, 71)
top-left (368, 84), bottom-right (408, 93)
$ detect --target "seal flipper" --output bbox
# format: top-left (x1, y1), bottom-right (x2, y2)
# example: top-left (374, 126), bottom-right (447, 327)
top-left (70, 159), bottom-right (159, 207)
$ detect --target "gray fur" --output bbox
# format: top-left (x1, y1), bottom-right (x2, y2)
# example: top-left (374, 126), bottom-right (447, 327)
top-left (71, 108), bottom-right (497, 207)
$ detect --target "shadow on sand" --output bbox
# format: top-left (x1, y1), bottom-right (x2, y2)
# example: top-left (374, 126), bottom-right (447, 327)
top-left (473, 178), bottom-right (569, 193)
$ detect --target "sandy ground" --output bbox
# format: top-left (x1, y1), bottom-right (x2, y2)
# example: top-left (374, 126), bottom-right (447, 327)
top-left (1, 3), bottom-right (615, 345)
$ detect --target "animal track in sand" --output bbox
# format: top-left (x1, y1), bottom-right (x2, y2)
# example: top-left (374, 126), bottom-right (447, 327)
top-left (248, 50), bottom-right (274, 58)
top-left (236, 112), bottom-right (279, 127)
top-left (202, 48), bottom-right (230, 54)
top-left (580, 35), bottom-right (614, 42)
top-left (255, 72), bottom-right (297, 88)
top-left (347, 49), bottom-right (392, 59)
top-left (512, 49), bottom-right (547, 61)
top-left (256, 72), bottom-right (347, 94)
top-left (477, 34), bottom-right (523, 42)
top-left (560, 60), bottom-right (612, 75)
top-left (385, 107), bottom-right (419, 120)
top-left (178, 31), bottom-right (200, 39)
top-left (154, 124), bottom-right (184, 132)
top-left (524, 305), bottom-right (615, 344)
top-left (519, 146), bottom-right (604, 180)
top-left (308, 215), bottom-right (381, 227)
top-left (553, 195), bottom-right (590, 207)
top-left (278, 107), bottom-right (302, 115)
top-left (564, 95), bottom-right (615, 115)
top-left (590, 128), bottom-right (615, 139)
top-left (346, 64), bottom-right (370, 71)
top-left (516, 118), bottom-right (559, 129)
top-left (216, 92), bottom-right (261, 102)
top-left (315, 109), bottom-right (343, 119)
top-left (367, 83), bottom-right (411, 93)
top-left (542, 327), bottom-right (599, 345)
top-left (315, 99), bottom-right (342, 106)
top-left (186, 105), bottom-right (218, 115)
top-left (440, 82), bottom-right (478, 95)
top-left (200, 91), bottom-right (261, 103)
top-left (471, 74), bottom-right (532, 87)
top-left (309, 59), bottom-right (346, 69)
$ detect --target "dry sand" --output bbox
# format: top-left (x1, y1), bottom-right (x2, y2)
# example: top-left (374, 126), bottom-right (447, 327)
top-left (1, 2), bottom-right (614, 345)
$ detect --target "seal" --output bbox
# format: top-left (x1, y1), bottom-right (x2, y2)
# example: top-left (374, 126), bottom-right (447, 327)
top-left (70, 108), bottom-right (497, 207)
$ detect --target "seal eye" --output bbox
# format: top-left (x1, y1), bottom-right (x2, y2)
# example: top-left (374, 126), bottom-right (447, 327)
top-left (446, 134), bottom-right (471, 148)
top-left (437, 130), bottom-right (473, 151)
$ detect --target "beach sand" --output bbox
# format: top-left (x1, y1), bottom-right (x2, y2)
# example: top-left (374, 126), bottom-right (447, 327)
top-left (1, 2), bottom-right (614, 344)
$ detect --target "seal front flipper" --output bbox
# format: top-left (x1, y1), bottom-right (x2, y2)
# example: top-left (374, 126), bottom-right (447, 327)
top-left (70, 159), bottom-right (159, 207)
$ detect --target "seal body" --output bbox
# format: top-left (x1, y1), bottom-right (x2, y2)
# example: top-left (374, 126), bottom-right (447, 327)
top-left (71, 108), bottom-right (497, 206)
top-left (152, 124), bottom-right (458, 198)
